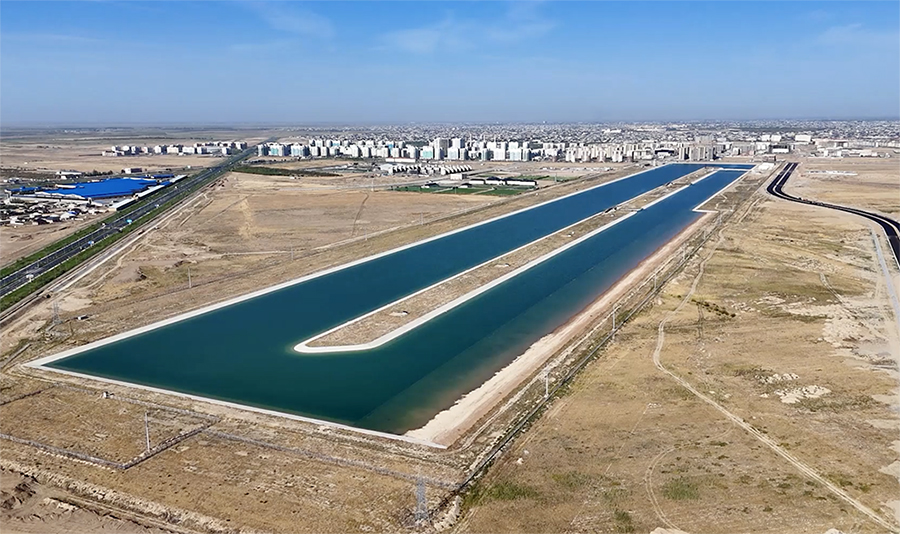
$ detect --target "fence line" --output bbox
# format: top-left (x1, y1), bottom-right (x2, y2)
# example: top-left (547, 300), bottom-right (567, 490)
top-left (204, 430), bottom-right (457, 490)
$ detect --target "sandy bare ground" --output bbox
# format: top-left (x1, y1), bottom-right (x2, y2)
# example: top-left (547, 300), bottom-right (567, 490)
top-left (647, 225), bottom-right (895, 531)
top-left (458, 164), bottom-right (900, 533)
top-left (790, 158), bottom-right (899, 219)
top-left (0, 471), bottom-right (173, 534)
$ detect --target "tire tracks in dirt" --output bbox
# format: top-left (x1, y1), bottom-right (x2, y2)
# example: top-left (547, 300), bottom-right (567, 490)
top-left (649, 206), bottom-right (899, 532)
top-left (351, 193), bottom-right (370, 238)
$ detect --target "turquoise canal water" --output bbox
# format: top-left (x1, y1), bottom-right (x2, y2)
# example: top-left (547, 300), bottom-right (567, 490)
top-left (48, 165), bottom-right (751, 435)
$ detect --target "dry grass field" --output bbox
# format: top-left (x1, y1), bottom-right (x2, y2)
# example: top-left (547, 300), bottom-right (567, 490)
top-left (790, 158), bottom-right (899, 219)
top-left (457, 160), bottom-right (900, 533)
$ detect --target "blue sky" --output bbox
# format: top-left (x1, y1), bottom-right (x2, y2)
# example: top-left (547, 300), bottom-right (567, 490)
top-left (2, 1), bottom-right (898, 125)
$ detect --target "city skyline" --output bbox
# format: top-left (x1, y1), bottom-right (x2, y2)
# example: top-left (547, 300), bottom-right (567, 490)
top-left (2, 1), bottom-right (899, 125)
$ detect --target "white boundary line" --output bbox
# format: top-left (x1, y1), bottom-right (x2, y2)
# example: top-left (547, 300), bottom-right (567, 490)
top-left (295, 169), bottom-right (747, 354)
top-left (692, 168), bottom-right (749, 213)
top-left (24, 165), bottom-right (752, 447)
top-left (292, 170), bottom-right (703, 353)
top-left (296, 211), bottom-right (640, 353)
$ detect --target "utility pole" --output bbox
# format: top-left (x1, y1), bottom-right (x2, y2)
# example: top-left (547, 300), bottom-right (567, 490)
top-left (144, 412), bottom-right (151, 452)
top-left (544, 370), bottom-right (550, 399)
top-left (414, 477), bottom-right (428, 525)
top-left (187, 266), bottom-right (192, 289)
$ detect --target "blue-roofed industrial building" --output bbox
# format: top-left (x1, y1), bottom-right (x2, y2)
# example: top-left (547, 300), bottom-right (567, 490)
top-left (37, 177), bottom-right (167, 200)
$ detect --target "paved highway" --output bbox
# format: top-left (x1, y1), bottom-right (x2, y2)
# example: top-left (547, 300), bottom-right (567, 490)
top-left (0, 147), bottom-right (256, 300)
top-left (768, 162), bottom-right (900, 269)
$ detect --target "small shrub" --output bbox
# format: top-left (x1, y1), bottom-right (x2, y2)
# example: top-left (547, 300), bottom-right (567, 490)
top-left (490, 481), bottom-right (539, 501)
top-left (464, 481), bottom-right (539, 506)
top-left (613, 509), bottom-right (635, 533)
top-left (661, 477), bottom-right (699, 500)
top-left (552, 471), bottom-right (591, 489)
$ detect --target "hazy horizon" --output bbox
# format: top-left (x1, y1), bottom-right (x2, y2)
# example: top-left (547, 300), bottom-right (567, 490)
top-left (2, 1), bottom-right (898, 126)
top-left (3, 116), bottom-right (900, 130)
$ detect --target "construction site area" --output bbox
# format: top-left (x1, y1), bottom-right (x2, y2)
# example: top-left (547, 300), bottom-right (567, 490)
top-left (1, 153), bottom-right (898, 534)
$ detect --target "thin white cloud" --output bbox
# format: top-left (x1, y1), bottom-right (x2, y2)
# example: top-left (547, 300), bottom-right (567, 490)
top-left (492, 1), bottom-right (556, 42)
top-left (803, 9), bottom-right (833, 22)
top-left (245, 2), bottom-right (334, 40)
top-left (381, 4), bottom-right (556, 55)
top-left (229, 40), bottom-right (296, 53)
top-left (817, 23), bottom-right (899, 48)
top-left (486, 20), bottom-right (555, 44)
top-left (383, 17), bottom-right (474, 54)
top-left (385, 27), bottom-right (447, 55)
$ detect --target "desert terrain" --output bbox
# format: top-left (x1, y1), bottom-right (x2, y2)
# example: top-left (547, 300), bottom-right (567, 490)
top-left (792, 158), bottom-right (900, 219)
top-left (1, 157), bottom-right (897, 533)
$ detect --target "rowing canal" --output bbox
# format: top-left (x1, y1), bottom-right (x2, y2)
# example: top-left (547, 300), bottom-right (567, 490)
top-left (38, 164), bottom-right (752, 436)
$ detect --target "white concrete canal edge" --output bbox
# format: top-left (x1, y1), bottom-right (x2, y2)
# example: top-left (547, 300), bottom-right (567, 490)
top-left (294, 169), bottom-right (737, 354)
top-left (25, 164), bottom-right (749, 447)
top-left (27, 163), bottom-right (669, 371)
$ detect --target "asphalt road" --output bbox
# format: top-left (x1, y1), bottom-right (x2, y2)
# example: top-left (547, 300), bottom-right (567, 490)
top-left (0, 148), bottom-right (255, 299)
top-left (768, 162), bottom-right (900, 269)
